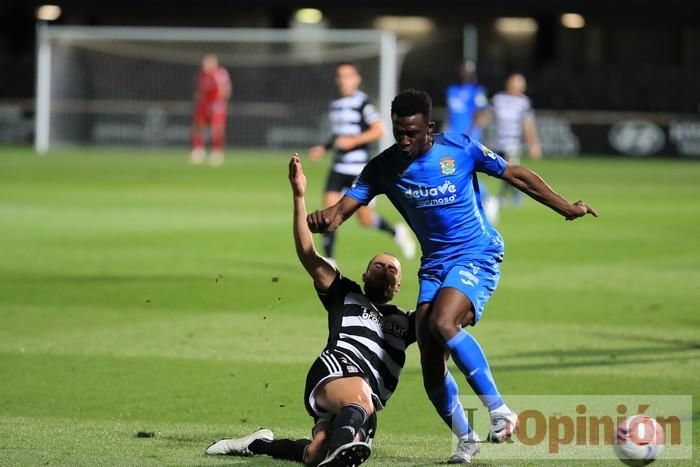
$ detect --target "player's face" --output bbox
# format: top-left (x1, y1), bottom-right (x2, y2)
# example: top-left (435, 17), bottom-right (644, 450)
top-left (202, 55), bottom-right (218, 74)
top-left (392, 113), bottom-right (434, 159)
top-left (335, 65), bottom-right (361, 97)
top-left (362, 254), bottom-right (401, 303)
top-left (507, 74), bottom-right (526, 95)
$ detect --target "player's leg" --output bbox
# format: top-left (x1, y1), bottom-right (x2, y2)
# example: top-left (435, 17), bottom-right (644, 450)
top-left (246, 434), bottom-right (312, 463)
top-left (190, 112), bottom-right (207, 164)
top-left (416, 301), bottom-right (479, 463)
top-left (315, 376), bottom-right (374, 453)
top-left (428, 262), bottom-right (517, 443)
top-left (209, 108), bottom-right (227, 167)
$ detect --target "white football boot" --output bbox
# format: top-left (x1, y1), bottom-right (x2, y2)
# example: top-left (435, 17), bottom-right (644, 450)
top-left (205, 428), bottom-right (273, 456)
top-left (487, 409), bottom-right (519, 443)
top-left (448, 432), bottom-right (481, 464)
top-left (318, 441), bottom-right (372, 467)
top-left (189, 148), bottom-right (206, 165)
top-left (209, 150), bottom-right (225, 167)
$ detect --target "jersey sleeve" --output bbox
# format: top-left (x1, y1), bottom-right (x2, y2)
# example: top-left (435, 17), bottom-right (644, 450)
top-left (362, 100), bottom-right (381, 125)
top-left (345, 158), bottom-right (381, 205)
top-left (469, 139), bottom-right (507, 177)
top-left (315, 273), bottom-right (360, 312)
top-left (474, 86), bottom-right (488, 110)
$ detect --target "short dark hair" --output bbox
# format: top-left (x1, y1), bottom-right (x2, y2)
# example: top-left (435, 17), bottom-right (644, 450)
top-left (336, 61), bottom-right (360, 74)
top-left (391, 89), bottom-right (432, 120)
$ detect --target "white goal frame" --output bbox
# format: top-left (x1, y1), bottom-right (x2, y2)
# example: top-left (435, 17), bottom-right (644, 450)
top-left (35, 24), bottom-right (398, 153)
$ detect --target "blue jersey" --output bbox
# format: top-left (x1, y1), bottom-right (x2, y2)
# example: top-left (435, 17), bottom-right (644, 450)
top-left (346, 132), bottom-right (507, 276)
top-left (446, 83), bottom-right (488, 140)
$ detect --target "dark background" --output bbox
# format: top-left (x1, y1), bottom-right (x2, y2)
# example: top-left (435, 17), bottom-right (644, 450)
top-left (1, 0), bottom-right (699, 113)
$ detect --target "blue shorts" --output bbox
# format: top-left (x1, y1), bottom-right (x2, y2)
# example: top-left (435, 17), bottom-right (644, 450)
top-left (417, 258), bottom-right (500, 324)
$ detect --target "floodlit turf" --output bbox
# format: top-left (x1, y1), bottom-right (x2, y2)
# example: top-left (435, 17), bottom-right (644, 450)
top-left (0, 146), bottom-right (698, 466)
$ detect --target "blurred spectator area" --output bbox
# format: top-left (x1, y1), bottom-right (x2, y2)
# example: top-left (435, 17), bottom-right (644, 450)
top-left (1, 0), bottom-right (698, 113)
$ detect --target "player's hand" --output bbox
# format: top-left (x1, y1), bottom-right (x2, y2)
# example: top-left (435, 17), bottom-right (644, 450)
top-left (565, 200), bottom-right (598, 221)
top-left (288, 154), bottom-right (307, 198)
top-left (308, 145), bottom-right (326, 161)
top-left (334, 136), bottom-right (357, 151)
top-left (307, 209), bottom-right (332, 233)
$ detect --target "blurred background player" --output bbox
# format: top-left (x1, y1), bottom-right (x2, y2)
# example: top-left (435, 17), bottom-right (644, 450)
top-left (445, 60), bottom-right (489, 141)
top-left (487, 73), bottom-right (542, 219)
top-left (445, 60), bottom-right (498, 222)
top-left (308, 62), bottom-right (415, 266)
top-left (190, 53), bottom-right (231, 167)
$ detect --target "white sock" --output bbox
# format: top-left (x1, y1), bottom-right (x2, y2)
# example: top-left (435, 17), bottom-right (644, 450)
top-left (489, 403), bottom-right (511, 416)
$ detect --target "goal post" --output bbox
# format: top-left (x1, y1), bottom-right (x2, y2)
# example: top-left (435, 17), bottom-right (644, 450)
top-left (34, 24), bottom-right (398, 154)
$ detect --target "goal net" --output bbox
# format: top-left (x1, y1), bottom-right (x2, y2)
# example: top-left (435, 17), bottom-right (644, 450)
top-left (35, 25), bottom-right (398, 153)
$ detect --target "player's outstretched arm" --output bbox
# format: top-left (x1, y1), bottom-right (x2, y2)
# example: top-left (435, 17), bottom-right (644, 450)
top-left (500, 164), bottom-right (598, 220)
top-left (335, 120), bottom-right (385, 151)
top-left (289, 154), bottom-right (337, 290)
top-left (306, 195), bottom-right (362, 233)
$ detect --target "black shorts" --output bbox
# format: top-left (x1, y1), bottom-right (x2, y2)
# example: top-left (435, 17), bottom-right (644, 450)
top-left (324, 171), bottom-right (358, 194)
top-left (304, 349), bottom-right (378, 443)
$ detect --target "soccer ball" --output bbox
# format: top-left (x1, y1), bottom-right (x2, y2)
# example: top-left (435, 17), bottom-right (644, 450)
top-left (614, 415), bottom-right (665, 466)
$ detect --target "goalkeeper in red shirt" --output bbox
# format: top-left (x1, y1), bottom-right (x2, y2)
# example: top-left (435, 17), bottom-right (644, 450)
top-left (190, 53), bottom-right (231, 166)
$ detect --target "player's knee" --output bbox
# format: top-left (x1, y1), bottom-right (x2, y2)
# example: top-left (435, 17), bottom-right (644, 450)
top-left (358, 217), bottom-right (373, 228)
top-left (427, 311), bottom-right (460, 342)
top-left (348, 393), bottom-right (375, 417)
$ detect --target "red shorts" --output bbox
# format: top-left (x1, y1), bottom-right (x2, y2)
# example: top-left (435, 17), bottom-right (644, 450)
top-left (194, 101), bottom-right (227, 126)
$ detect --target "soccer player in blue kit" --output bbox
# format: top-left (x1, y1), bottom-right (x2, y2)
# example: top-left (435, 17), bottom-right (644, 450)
top-left (445, 60), bottom-right (489, 141)
top-left (307, 90), bottom-right (598, 463)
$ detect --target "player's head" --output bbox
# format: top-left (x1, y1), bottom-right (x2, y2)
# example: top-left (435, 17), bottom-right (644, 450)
top-left (362, 253), bottom-right (401, 304)
top-left (459, 60), bottom-right (477, 83)
top-left (335, 62), bottom-right (362, 97)
top-left (202, 53), bottom-right (219, 73)
top-left (506, 73), bottom-right (527, 95)
top-left (391, 89), bottom-right (435, 159)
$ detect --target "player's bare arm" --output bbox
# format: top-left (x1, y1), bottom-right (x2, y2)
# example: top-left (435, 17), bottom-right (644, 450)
top-left (523, 116), bottom-right (542, 159)
top-left (335, 120), bottom-right (385, 151)
top-left (220, 80), bottom-right (231, 101)
top-left (306, 196), bottom-right (362, 233)
top-left (289, 154), bottom-right (337, 290)
top-left (500, 164), bottom-right (598, 220)
top-left (307, 145), bottom-right (327, 161)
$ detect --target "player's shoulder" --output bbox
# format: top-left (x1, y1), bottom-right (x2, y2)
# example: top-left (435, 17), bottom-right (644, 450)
top-left (317, 272), bottom-right (362, 297)
top-left (215, 68), bottom-right (230, 81)
top-left (370, 144), bottom-right (398, 162)
top-left (435, 131), bottom-right (478, 150)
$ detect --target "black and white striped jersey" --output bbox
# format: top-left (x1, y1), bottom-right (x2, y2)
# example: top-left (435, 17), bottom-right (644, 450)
top-left (315, 273), bottom-right (415, 409)
top-left (491, 92), bottom-right (533, 155)
top-left (328, 91), bottom-right (382, 176)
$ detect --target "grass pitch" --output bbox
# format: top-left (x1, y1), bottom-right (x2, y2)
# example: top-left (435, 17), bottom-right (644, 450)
top-left (0, 147), bottom-right (698, 466)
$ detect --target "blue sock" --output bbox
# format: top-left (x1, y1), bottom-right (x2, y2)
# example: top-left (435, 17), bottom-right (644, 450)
top-left (426, 371), bottom-right (472, 438)
top-left (445, 330), bottom-right (504, 411)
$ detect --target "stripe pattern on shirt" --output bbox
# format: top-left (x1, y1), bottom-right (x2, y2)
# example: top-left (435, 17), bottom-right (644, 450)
top-left (491, 92), bottom-right (532, 154)
top-left (329, 91), bottom-right (380, 175)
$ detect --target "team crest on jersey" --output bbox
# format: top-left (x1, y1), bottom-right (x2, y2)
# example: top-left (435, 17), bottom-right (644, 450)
top-left (440, 157), bottom-right (456, 175)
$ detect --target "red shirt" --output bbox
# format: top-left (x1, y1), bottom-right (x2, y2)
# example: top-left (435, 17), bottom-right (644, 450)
top-left (197, 67), bottom-right (230, 103)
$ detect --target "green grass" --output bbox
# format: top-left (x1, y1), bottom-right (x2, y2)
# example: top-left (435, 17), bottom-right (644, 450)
top-left (0, 146), bottom-right (698, 466)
